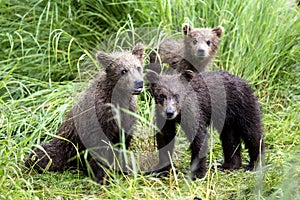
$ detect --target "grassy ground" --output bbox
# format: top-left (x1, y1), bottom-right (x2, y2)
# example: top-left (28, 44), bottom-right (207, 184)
top-left (1, 0), bottom-right (300, 199)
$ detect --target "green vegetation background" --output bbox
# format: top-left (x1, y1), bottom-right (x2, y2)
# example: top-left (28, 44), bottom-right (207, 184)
top-left (0, 0), bottom-right (299, 199)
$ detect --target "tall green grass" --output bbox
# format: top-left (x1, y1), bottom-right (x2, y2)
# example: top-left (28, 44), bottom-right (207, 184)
top-left (0, 0), bottom-right (299, 199)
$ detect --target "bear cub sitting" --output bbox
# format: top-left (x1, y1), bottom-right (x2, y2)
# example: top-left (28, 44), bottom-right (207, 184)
top-left (25, 43), bottom-right (145, 184)
top-left (146, 69), bottom-right (264, 179)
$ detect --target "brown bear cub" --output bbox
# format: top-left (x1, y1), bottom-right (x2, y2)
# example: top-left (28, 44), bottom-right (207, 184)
top-left (146, 69), bottom-right (264, 179)
top-left (149, 23), bottom-right (224, 73)
top-left (25, 43), bottom-right (145, 183)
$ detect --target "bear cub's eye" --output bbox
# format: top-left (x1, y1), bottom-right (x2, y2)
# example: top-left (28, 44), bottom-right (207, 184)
top-left (174, 94), bottom-right (180, 100)
top-left (158, 94), bottom-right (166, 99)
top-left (121, 69), bottom-right (128, 75)
top-left (192, 39), bottom-right (198, 45)
top-left (137, 66), bottom-right (142, 72)
top-left (206, 40), bottom-right (211, 46)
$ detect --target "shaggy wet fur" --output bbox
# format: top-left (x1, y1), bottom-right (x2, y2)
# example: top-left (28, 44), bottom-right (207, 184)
top-left (146, 70), bottom-right (264, 180)
top-left (149, 23), bottom-right (223, 73)
top-left (25, 43), bottom-right (145, 183)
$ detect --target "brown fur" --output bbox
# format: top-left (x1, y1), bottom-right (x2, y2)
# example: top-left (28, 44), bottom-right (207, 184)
top-left (25, 43), bottom-right (145, 183)
top-left (149, 23), bottom-right (224, 73)
top-left (146, 70), bottom-right (264, 180)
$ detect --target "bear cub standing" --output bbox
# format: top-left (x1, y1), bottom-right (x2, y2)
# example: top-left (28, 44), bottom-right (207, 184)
top-left (149, 23), bottom-right (223, 73)
top-left (25, 43), bottom-right (145, 183)
top-left (146, 69), bottom-right (264, 179)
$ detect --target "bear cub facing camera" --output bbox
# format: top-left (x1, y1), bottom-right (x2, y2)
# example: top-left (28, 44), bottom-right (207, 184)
top-left (146, 69), bottom-right (264, 179)
top-left (149, 23), bottom-right (224, 73)
top-left (25, 43), bottom-right (145, 184)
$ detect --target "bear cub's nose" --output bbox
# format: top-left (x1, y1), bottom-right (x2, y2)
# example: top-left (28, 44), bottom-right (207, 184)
top-left (134, 80), bottom-right (144, 89)
top-left (166, 108), bottom-right (174, 118)
top-left (197, 49), bottom-right (205, 56)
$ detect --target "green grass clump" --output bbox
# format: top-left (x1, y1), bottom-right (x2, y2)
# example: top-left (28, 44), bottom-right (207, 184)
top-left (1, 0), bottom-right (299, 199)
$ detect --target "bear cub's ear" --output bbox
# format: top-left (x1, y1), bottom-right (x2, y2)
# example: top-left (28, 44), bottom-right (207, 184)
top-left (212, 26), bottom-right (224, 38)
top-left (96, 52), bottom-right (114, 69)
top-left (181, 70), bottom-right (195, 82)
top-left (182, 23), bottom-right (193, 35)
top-left (146, 69), bottom-right (159, 84)
top-left (132, 42), bottom-right (145, 63)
